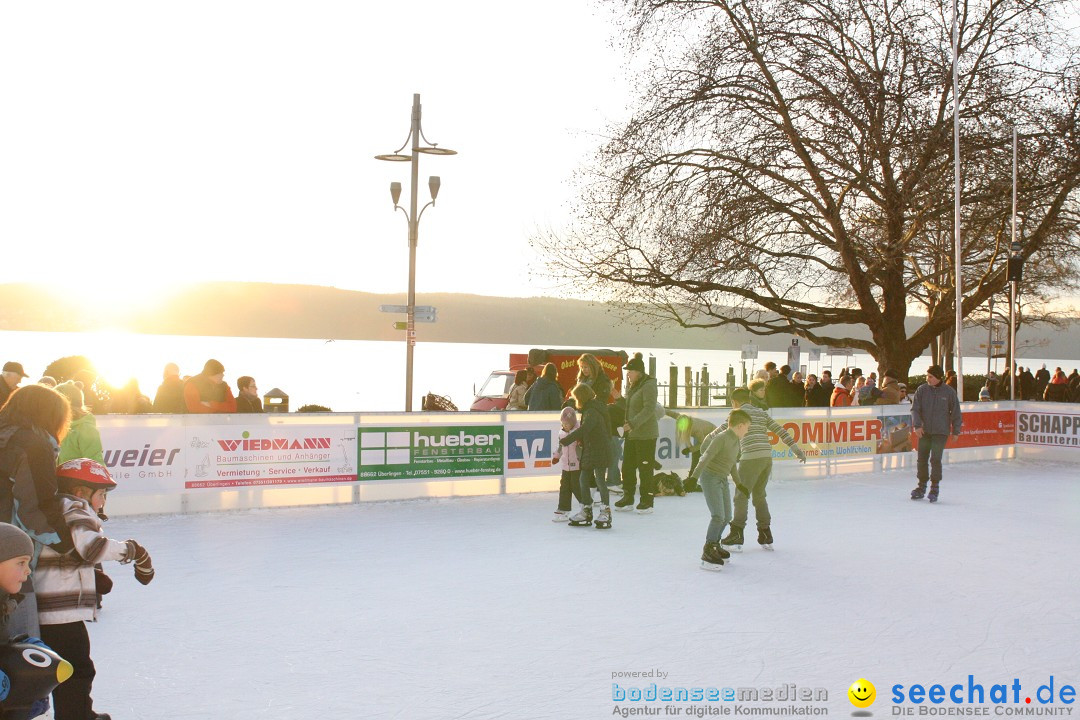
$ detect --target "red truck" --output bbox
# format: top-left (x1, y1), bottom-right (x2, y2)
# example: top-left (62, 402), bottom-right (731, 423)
top-left (470, 348), bottom-right (629, 411)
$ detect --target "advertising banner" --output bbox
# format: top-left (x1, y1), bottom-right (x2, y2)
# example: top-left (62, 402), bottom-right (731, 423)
top-left (769, 416), bottom-right (883, 461)
top-left (1015, 410), bottom-right (1080, 448)
top-left (186, 425), bottom-right (356, 489)
top-left (505, 422), bottom-right (558, 476)
top-left (357, 425), bottom-right (504, 481)
top-left (943, 409), bottom-right (1015, 449)
top-left (97, 423), bottom-right (188, 494)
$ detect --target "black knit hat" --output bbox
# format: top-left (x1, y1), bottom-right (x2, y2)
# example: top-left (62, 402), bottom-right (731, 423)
top-left (926, 365), bottom-right (945, 380)
top-left (624, 353), bottom-right (645, 373)
top-left (883, 369), bottom-right (900, 381)
top-left (203, 359), bottom-right (225, 376)
top-left (0, 523), bottom-right (33, 563)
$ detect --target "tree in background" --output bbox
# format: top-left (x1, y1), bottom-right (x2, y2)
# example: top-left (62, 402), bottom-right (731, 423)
top-left (43, 356), bottom-right (95, 384)
top-left (540, 0), bottom-right (1080, 378)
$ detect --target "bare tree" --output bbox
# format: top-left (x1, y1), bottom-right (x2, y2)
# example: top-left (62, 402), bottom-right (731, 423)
top-left (540, 0), bottom-right (1080, 377)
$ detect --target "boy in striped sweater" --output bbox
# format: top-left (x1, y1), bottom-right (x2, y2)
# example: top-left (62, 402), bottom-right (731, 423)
top-left (715, 388), bottom-right (806, 551)
top-left (35, 459), bottom-right (155, 720)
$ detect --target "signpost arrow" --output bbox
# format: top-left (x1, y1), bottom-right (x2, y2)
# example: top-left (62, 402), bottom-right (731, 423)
top-left (380, 304), bottom-right (409, 314)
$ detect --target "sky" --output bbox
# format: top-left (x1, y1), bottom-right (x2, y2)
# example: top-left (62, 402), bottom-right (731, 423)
top-left (0, 0), bottom-right (631, 306)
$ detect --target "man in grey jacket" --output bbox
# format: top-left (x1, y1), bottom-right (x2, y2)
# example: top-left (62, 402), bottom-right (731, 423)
top-left (909, 365), bottom-right (963, 503)
top-left (615, 353), bottom-right (660, 514)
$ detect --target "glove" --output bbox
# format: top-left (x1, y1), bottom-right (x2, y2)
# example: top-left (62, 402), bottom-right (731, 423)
top-left (95, 567), bottom-right (114, 596)
top-left (125, 540), bottom-right (155, 585)
top-left (794, 448), bottom-right (807, 463)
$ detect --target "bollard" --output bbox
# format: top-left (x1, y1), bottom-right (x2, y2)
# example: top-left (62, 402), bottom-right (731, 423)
top-left (684, 367), bottom-right (692, 406)
top-left (669, 365), bottom-right (679, 408)
top-left (701, 366), bottom-right (710, 406)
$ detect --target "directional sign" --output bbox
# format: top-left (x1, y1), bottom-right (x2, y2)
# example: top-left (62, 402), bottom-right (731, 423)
top-left (393, 321), bottom-right (408, 330)
top-left (414, 305), bottom-right (436, 315)
top-left (380, 304), bottom-right (409, 314)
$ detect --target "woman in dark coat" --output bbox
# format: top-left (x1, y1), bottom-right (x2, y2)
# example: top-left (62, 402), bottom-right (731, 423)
top-left (0, 384), bottom-right (75, 636)
top-left (559, 384), bottom-right (614, 529)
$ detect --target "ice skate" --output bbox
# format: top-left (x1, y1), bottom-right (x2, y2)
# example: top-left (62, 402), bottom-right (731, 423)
top-left (552, 510), bottom-right (571, 522)
top-left (568, 505), bottom-right (593, 527)
top-left (700, 542), bottom-right (725, 571)
top-left (757, 526), bottom-right (774, 551)
top-left (635, 500), bottom-right (654, 515)
top-left (614, 496), bottom-right (635, 512)
top-left (594, 505), bottom-right (612, 529)
top-left (928, 485), bottom-right (939, 503)
top-left (721, 525), bottom-right (744, 553)
top-left (910, 485), bottom-right (926, 500)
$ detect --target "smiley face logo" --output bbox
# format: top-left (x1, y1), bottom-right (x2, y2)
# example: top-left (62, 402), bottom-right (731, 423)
top-left (848, 679), bottom-right (876, 708)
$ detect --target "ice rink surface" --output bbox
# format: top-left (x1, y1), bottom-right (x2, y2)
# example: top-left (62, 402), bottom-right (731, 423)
top-left (85, 459), bottom-right (1080, 719)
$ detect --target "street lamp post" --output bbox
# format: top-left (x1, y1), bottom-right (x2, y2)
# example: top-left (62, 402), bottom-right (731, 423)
top-left (375, 94), bottom-right (456, 412)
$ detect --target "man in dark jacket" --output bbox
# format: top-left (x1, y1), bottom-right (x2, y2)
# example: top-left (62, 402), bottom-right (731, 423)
top-left (0, 362), bottom-right (28, 409)
top-left (909, 365), bottom-right (963, 503)
top-left (153, 363), bottom-right (186, 414)
top-left (617, 353), bottom-right (660, 514)
top-left (236, 376), bottom-right (264, 413)
top-left (765, 365), bottom-right (796, 408)
top-left (525, 363), bottom-right (563, 411)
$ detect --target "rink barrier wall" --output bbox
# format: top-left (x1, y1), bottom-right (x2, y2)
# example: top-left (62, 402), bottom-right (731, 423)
top-left (91, 402), bottom-right (1066, 516)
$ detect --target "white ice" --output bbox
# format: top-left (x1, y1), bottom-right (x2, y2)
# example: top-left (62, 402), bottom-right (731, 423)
top-left (79, 459), bottom-right (1079, 719)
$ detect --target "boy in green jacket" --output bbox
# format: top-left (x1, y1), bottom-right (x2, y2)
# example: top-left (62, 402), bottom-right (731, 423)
top-left (692, 409), bottom-right (751, 571)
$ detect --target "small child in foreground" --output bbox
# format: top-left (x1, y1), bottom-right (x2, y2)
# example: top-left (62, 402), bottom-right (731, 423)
top-left (35, 458), bottom-right (155, 720)
top-left (0, 522), bottom-right (72, 719)
top-left (551, 406), bottom-right (583, 522)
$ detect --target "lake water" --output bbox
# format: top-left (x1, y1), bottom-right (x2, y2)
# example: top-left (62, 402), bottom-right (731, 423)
top-left (1, 330), bottom-right (1072, 411)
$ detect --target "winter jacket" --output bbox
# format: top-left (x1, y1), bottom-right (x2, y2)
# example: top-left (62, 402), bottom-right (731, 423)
top-left (874, 379), bottom-right (903, 406)
top-left (153, 377), bottom-right (186, 414)
top-left (506, 383), bottom-right (528, 411)
top-left (667, 411), bottom-right (717, 452)
top-left (1043, 375), bottom-right (1070, 403)
top-left (0, 421), bottom-right (71, 555)
top-left (525, 377), bottom-right (563, 411)
top-left (765, 376), bottom-right (797, 408)
top-left (236, 394), bottom-right (264, 413)
top-left (696, 427), bottom-right (743, 483)
top-left (624, 376), bottom-right (659, 439)
top-left (805, 383), bottom-right (829, 408)
top-left (35, 495), bottom-right (129, 625)
top-left (607, 398), bottom-right (626, 436)
top-left (553, 428), bottom-right (581, 471)
top-left (910, 382), bottom-right (963, 436)
top-left (830, 386), bottom-right (853, 407)
top-left (57, 414), bottom-right (104, 465)
top-left (717, 404), bottom-right (804, 462)
top-left (183, 374), bottom-right (237, 414)
top-left (560, 398), bottom-right (612, 470)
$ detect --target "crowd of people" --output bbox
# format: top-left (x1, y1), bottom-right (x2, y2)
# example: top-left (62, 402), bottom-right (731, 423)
top-left (0, 359), bottom-right (266, 417)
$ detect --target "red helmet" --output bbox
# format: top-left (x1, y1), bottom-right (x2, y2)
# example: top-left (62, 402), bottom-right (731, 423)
top-left (55, 459), bottom-right (117, 491)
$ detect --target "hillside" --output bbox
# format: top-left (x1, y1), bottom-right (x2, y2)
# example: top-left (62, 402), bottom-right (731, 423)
top-left (0, 282), bottom-right (1076, 360)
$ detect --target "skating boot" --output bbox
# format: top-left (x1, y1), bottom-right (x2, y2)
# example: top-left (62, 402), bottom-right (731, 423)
top-left (92, 714), bottom-right (112, 720)
top-left (568, 504), bottom-right (593, 527)
top-left (928, 485), bottom-right (939, 503)
top-left (757, 526), bottom-right (774, 551)
top-left (721, 524), bottom-right (744, 553)
top-left (552, 510), bottom-right (571, 522)
top-left (635, 500), bottom-right (654, 515)
top-left (614, 496), bottom-right (635, 512)
top-left (594, 505), bottom-right (612, 529)
top-left (910, 484), bottom-right (926, 500)
top-left (700, 542), bottom-right (725, 571)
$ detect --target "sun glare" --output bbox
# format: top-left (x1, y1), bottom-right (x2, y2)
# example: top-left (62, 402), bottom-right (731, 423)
top-left (44, 279), bottom-right (186, 332)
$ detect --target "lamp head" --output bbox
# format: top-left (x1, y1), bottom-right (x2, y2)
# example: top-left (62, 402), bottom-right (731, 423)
top-left (390, 182), bottom-right (402, 207)
top-left (428, 176), bottom-right (441, 201)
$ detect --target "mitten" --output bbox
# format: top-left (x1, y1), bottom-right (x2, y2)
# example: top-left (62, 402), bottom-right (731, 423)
top-left (793, 447), bottom-right (807, 463)
top-left (95, 567), bottom-right (113, 596)
top-left (125, 540), bottom-right (155, 585)
top-left (28, 696), bottom-right (50, 719)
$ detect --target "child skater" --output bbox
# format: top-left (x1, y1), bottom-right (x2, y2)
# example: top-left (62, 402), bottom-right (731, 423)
top-left (691, 410), bottom-right (751, 571)
top-left (35, 459), bottom-right (155, 720)
top-left (551, 406), bottom-right (584, 522)
top-left (0, 522), bottom-right (71, 719)
top-left (559, 384), bottom-right (614, 529)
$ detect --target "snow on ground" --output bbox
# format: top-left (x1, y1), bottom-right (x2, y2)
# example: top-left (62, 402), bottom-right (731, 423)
top-left (82, 460), bottom-right (1080, 719)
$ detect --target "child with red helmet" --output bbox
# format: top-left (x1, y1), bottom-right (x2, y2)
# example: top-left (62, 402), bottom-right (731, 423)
top-left (35, 458), bottom-right (154, 720)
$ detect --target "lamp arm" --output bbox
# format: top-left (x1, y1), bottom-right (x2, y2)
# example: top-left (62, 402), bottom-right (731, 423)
top-left (394, 205), bottom-right (410, 222)
top-left (417, 200), bottom-right (436, 223)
